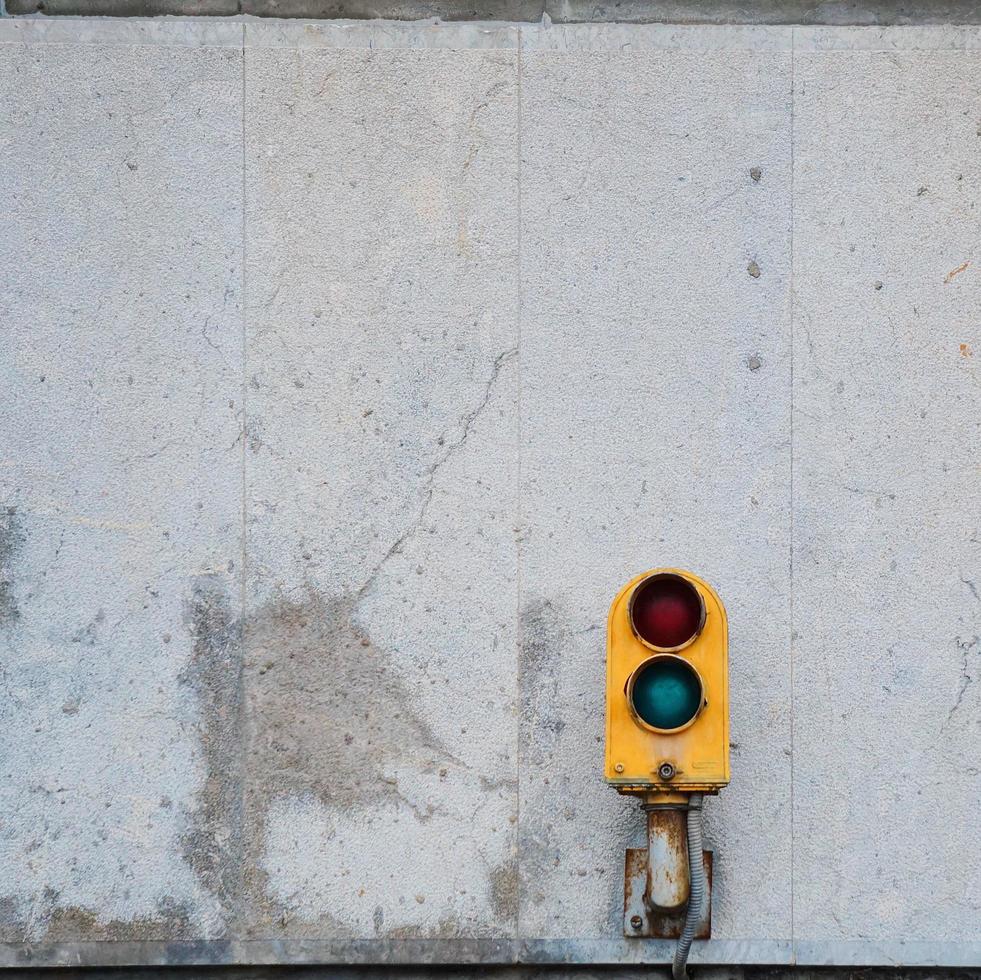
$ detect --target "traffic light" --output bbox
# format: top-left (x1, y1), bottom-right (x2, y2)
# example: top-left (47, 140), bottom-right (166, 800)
top-left (605, 568), bottom-right (729, 792)
top-left (604, 568), bottom-right (729, 974)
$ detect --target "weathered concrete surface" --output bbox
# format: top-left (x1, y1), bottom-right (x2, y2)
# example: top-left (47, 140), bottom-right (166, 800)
top-left (0, 17), bottom-right (979, 969)
top-left (517, 24), bottom-right (794, 944)
top-left (241, 22), bottom-right (520, 942)
top-left (791, 29), bottom-right (981, 944)
top-left (0, 21), bottom-right (244, 943)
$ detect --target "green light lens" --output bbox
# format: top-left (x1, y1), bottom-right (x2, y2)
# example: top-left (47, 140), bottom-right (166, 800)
top-left (630, 657), bottom-right (702, 731)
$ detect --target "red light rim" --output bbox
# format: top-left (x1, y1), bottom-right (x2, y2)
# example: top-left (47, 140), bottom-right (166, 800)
top-left (627, 572), bottom-right (706, 652)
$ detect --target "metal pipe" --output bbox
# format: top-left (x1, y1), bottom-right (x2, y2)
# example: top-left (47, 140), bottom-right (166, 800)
top-left (672, 793), bottom-right (704, 980)
top-left (644, 806), bottom-right (690, 910)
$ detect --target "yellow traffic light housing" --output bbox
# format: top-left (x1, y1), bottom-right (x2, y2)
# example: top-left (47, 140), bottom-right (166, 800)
top-left (605, 567), bottom-right (729, 795)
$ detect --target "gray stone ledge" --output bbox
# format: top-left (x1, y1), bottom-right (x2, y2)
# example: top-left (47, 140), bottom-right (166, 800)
top-left (0, 16), bottom-right (243, 39)
top-left (6, 0), bottom-right (981, 22)
top-left (2, 940), bottom-right (981, 968)
top-left (2, 971), bottom-right (980, 980)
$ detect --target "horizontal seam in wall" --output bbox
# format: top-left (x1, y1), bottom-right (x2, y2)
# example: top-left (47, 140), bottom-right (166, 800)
top-left (6, 20), bottom-right (981, 52)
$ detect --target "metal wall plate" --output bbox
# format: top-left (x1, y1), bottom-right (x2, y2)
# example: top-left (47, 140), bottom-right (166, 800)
top-left (623, 848), bottom-right (713, 939)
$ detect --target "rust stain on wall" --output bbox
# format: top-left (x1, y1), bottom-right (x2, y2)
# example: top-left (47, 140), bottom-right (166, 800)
top-left (944, 260), bottom-right (970, 283)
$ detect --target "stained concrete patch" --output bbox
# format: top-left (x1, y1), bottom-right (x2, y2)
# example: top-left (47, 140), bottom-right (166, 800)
top-left (242, 33), bottom-right (519, 941)
top-left (241, 537), bottom-right (518, 939)
top-left (33, 900), bottom-right (195, 943)
top-left (519, 600), bottom-right (569, 769)
top-left (239, 583), bottom-right (460, 937)
top-left (0, 27), bottom-right (243, 944)
top-left (244, 589), bottom-right (457, 813)
top-left (518, 600), bottom-right (597, 919)
top-left (518, 595), bottom-right (621, 936)
top-left (0, 507), bottom-right (24, 626)
top-left (487, 862), bottom-right (520, 922)
top-left (178, 575), bottom-right (244, 924)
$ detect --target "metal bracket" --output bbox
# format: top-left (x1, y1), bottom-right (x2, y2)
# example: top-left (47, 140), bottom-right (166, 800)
top-left (623, 848), bottom-right (713, 939)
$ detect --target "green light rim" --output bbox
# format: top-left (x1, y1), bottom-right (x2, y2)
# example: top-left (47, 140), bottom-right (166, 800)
top-left (625, 653), bottom-right (706, 734)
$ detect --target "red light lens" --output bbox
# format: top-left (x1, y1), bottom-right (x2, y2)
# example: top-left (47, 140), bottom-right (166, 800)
top-left (630, 575), bottom-right (704, 649)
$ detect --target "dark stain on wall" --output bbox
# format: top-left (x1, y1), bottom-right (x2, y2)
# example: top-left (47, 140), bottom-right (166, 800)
top-left (519, 599), bottom-right (566, 769)
top-left (0, 506), bottom-right (24, 626)
top-left (0, 564), bottom-right (236, 944)
top-left (243, 587), bottom-right (456, 812)
top-left (239, 586), bottom-right (460, 937)
top-left (517, 599), bottom-right (574, 913)
top-left (40, 899), bottom-right (196, 942)
top-left (0, 892), bottom-right (196, 943)
top-left (4, 569), bottom-right (501, 942)
top-left (179, 572), bottom-right (244, 934)
top-left (487, 861), bottom-right (519, 923)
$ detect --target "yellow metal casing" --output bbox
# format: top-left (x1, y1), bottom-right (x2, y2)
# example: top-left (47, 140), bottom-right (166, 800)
top-left (605, 568), bottom-right (729, 794)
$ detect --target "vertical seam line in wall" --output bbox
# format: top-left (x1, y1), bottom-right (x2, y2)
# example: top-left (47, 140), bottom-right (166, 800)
top-left (237, 20), bottom-right (249, 938)
top-left (788, 23), bottom-right (796, 957)
top-left (515, 23), bottom-right (524, 950)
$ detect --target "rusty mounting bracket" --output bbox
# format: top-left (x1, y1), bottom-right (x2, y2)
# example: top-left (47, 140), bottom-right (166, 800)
top-left (623, 847), bottom-right (713, 939)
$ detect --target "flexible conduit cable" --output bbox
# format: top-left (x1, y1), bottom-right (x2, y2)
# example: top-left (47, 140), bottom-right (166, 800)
top-left (672, 794), bottom-right (704, 980)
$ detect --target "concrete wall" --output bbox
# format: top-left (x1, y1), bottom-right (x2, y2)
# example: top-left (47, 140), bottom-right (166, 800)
top-left (0, 17), bottom-right (978, 969)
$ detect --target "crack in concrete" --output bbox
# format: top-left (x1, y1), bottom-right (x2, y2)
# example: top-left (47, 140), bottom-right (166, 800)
top-left (945, 633), bottom-right (979, 727)
top-left (356, 346), bottom-right (517, 603)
